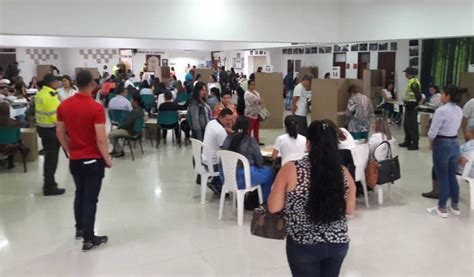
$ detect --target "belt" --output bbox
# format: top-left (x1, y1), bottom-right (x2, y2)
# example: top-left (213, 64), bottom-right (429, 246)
top-left (436, 135), bottom-right (457, 139)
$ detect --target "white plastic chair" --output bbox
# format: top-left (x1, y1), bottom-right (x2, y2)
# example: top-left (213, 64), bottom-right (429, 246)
top-left (216, 150), bottom-right (263, 226)
top-left (190, 138), bottom-right (219, 205)
top-left (350, 143), bottom-right (370, 207)
top-left (373, 139), bottom-right (397, 204)
top-left (456, 152), bottom-right (474, 210)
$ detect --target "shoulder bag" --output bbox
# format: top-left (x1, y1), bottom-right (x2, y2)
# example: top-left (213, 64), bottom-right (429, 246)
top-left (250, 205), bottom-right (286, 240)
top-left (365, 141), bottom-right (401, 186)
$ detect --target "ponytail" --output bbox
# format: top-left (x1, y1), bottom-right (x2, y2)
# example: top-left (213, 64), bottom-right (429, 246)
top-left (284, 115), bottom-right (298, 139)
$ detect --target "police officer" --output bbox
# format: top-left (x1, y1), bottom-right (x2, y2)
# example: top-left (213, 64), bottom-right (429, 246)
top-left (399, 67), bottom-right (422, 151)
top-left (35, 73), bottom-right (65, 195)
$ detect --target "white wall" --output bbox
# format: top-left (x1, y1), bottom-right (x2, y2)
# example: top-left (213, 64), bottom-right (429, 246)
top-left (16, 47), bottom-right (64, 83)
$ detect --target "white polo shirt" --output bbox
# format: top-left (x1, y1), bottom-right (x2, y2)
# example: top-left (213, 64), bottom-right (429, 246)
top-left (293, 83), bottom-right (311, 116)
top-left (202, 119), bottom-right (228, 165)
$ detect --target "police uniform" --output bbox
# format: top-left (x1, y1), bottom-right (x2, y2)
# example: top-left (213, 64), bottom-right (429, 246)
top-left (401, 74), bottom-right (421, 149)
top-left (35, 85), bottom-right (61, 191)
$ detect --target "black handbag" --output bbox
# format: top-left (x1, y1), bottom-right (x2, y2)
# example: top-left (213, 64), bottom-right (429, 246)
top-left (250, 205), bottom-right (286, 240)
top-left (375, 141), bottom-right (401, 185)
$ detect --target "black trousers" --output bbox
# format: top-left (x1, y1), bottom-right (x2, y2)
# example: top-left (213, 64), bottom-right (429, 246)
top-left (70, 159), bottom-right (105, 241)
top-left (37, 127), bottom-right (60, 189)
top-left (294, 115), bottom-right (308, 137)
top-left (403, 103), bottom-right (419, 146)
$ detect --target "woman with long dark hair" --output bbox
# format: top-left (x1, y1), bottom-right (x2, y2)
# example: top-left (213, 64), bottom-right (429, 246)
top-left (188, 81), bottom-right (211, 140)
top-left (426, 85), bottom-right (466, 218)
top-left (268, 120), bottom-right (356, 276)
top-left (271, 115), bottom-right (307, 165)
top-left (222, 116), bottom-right (274, 201)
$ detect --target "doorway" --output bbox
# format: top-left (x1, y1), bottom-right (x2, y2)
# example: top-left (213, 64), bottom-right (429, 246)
top-left (358, 52), bottom-right (370, 79)
top-left (378, 52), bottom-right (396, 84)
top-left (333, 53), bottom-right (346, 78)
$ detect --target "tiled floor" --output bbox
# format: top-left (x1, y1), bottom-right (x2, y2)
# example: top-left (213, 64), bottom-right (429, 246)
top-left (0, 126), bottom-right (473, 276)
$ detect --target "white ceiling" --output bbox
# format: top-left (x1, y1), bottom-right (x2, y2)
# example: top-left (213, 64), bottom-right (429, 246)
top-left (0, 0), bottom-right (472, 48)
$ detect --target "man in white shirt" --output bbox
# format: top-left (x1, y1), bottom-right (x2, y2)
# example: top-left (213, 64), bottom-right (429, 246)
top-left (462, 98), bottom-right (474, 141)
top-left (202, 108), bottom-right (234, 194)
top-left (124, 74), bottom-right (139, 89)
top-left (291, 75), bottom-right (312, 137)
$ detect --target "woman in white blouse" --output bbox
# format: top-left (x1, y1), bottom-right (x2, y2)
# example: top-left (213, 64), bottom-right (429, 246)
top-left (208, 75), bottom-right (221, 95)
top-left (272, 116), bottom-right (307, 165)
top-left (368, 117), bottom-right (392, 161)
top-left (244, 79), bottom-right (262, 144)
top-left (57, 75), bottom-right (77, 102)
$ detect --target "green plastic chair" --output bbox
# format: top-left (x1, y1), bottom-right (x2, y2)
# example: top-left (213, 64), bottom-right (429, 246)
top-left (134, 82), bottom-right (142, 89)
top-left (157, 111), bottom-right (181, 148)
top-left (176, 93), bottom-right (189, 106)
top-left (108, 109), bottom-right (130, 131)
top-left (0, 127), bottom-right (27, 172)
top-left (121, 116), bottom-right (145, 161)
top-left (141, 94), bottom-right (155, 113)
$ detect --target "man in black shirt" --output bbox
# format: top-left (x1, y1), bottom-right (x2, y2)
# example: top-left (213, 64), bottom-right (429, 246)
top-left (157, 91), bottom-right (181, 144)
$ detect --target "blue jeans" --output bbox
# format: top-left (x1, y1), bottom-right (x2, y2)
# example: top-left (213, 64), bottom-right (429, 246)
top-left (224, 166), bottom-right (274, 201)
top-left (285, 90), bottom-right (293, 110)
top-left (432, 137), bottom-right (460, 208)
top-left (286, 238), bottom-right (349, 277)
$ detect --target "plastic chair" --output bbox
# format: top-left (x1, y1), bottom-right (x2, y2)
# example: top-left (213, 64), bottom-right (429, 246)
top-left (157, 111), bottom-right (181, 148)
top-left (140, 94), bottom-right (155, 113)
top-left (190, 139), bottom-right (220, 205)
top-left (176, 93), bottom-right (189, 106)
top-left (216, 150), bottom-right (263, 226)
top-left (350, 143), bottom-right (370, 207)
top-left (120, 116), bottom-right (145, 161)
top-left (134, 82), bottom-right (142, 89)
top-left (0, 127), bottom-right (27, 172)
top-left (108, 109), bottom-right (130, 131)
top-left (457, 152), bottom-right (474, 210)
top-left (373, 139), bottom-right (397, 204)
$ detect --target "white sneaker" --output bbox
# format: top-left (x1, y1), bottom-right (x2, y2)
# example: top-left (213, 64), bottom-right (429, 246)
top-left (449, 207), bottom-right (461, 216)
top-left (426, 206), bottom-right (448, 218)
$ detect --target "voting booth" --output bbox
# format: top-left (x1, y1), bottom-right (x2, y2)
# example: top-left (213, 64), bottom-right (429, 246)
top-left (255, 72), bottom-right (284, 129)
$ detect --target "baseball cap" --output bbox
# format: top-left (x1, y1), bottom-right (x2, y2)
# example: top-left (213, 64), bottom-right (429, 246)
top-left (403, 67), bottom-right (417, 75)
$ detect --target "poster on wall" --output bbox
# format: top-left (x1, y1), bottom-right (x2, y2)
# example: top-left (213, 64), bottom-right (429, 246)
top-left (369, 43), bottom-right (378, 51)
top-left (409, 40), bottom-right (419, 46)
top-left (378, 43), bottom-right (388, 51)
top-left (311, 47), bottom-right (318, 54)
top-left (359, 43), bottom-right (368, 51)
top-left (390, 42), bottom-right (398, 51)
top-left (331, 66), bottom-right (341, 79)
top-left (350, 44), bottom-right (359, 51)
top-left (319, 47), bottom-right (332, 54)
top-left (162, 59), bottom-right (168, 67)
top-left (305, 48), bottom-right (311, 54)
top-left (146, 54), bottom-right (161, 73)
top-left (409, 57), bottom-right (419, 67)
top-left (340, 44), bottom-right (349, 52)
top-left (263, 65), bottom-right (273, 72)
top-left (469, 64), bottom-right (474, 73)
top-left (409, 46), bottom-right (419, 57)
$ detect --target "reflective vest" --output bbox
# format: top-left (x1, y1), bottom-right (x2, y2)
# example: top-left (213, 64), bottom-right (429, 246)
top-left (403, 77), bottom-right (421, 102)
top-left (35, 85), bottom-right (60, 127)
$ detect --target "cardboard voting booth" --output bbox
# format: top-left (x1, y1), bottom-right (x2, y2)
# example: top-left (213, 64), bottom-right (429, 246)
top-left (419, 113), bottom-right (431, 137)
top-left (36, 65), bottom-right (53, 81)
top-left (363, 69), bottom-right (386, 108)
top-left (255, 72), bottom-right (284, 129)
top-left (14, 128), bottom-right (38, 162)
top-left (459, 72), bottom-right (474, 107)
top-left (311, 78), bottom-right (363, 127)
top-left (75, 67), bottom-right (100, 79)
top-left (195, 69), bottom-right (214, 86)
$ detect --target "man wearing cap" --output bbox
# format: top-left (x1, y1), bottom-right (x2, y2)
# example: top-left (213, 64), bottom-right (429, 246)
top-left (292, 75), bottom-right (312, 137)
top-left (35, 73), bottom-right (65, 196)
top-left (399, 67), bottom-right (422, 151)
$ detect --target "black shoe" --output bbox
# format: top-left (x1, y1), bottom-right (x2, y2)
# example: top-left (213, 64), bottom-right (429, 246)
top-left (39, 149), bottom-right (45, 155)
top-left (113, 151), bottom-right (124, 158)
top-left (421, 191), bottom-right (439, 199)
top-left (258, 142), bottom-right (265, 146)
top-left (75, 230), bottom-right (84, 240)
top-left (399, 142), bottom-right (410, 148)
top-left (407, 145), bottom-right (419, 151)
top-left (207, 183), bottom-right (221, 196)
top-left (43, 187), bottom-right (66, 196)
top-left (82, 235), bottom-right (108, 251)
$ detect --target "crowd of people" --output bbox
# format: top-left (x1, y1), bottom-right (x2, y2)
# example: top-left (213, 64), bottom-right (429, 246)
top-left (0, 60), bottom-right (473, 276)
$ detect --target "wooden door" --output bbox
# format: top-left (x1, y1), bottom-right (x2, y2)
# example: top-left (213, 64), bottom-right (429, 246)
top-left (378, 52), bottom-right (396, 84)
top-left (358, 52), bottom-right (370, 79)
top-left (333, 53), bottom-right (346, 78)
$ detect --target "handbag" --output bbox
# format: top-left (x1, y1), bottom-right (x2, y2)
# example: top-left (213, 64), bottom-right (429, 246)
top-left (258, 100), bottom-right (270, 121)
top-left (365, 159), bottom-right (379, 189)
top-left (250, 205), bottom-right (286, 240)
top-left (374, 141), bottom-right (401, 185)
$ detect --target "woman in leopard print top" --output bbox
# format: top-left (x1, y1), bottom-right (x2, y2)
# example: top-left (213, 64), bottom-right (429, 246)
top-left (268, 120), bottom-right (356, 277)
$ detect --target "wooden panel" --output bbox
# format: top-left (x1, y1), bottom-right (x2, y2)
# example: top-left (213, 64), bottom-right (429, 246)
top-left (459, 72), bottom-right (474, 107)
top-left (255, 72), bottom-right (284, 129)
top-left (363, 69), bottom-right (386, 108)
top-left (36, 64), bottom-right (52, 80)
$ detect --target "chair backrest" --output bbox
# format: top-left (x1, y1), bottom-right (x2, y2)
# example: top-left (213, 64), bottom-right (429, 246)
top-left (190, 138), bottom-right (205, 171)
top-left (461, 151), bottom-right (474, 179)
top-left (108, 109), bottom-right (130, 125)
top-left (134, 82), bottom-right (142, 89)
top-left (0, 127), bottom-right (20, 145)
top-left (176, 93), bottom-right (189, 105)
top-left (216, 150), bottom-right (252, 191)
top-left (107, 92), bottom-right (117, 101)
top-left (158, 111), bottom-right (179, 126)
top-left (140, 94), bottom-right (154, 110)
top-left (132, 116), bottom-right (145, 136)
top-left (350, 143), bottom-right (370, 181)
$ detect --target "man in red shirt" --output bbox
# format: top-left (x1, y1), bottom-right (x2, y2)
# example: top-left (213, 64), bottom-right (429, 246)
top-left (56, 70), bottom-right (112, 252)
